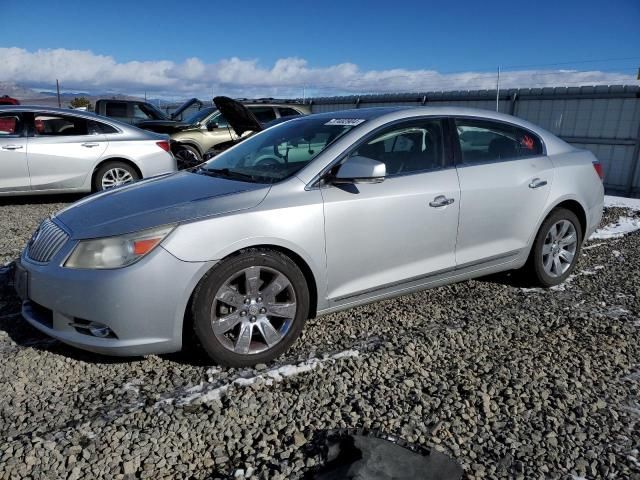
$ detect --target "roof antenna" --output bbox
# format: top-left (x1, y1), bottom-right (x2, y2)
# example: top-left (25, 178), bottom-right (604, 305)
top-left (495, 66), bottom-right (501, 112)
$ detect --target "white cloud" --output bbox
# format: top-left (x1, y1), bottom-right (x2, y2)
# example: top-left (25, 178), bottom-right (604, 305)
top-left (0, 47), bottom-right (636, 99)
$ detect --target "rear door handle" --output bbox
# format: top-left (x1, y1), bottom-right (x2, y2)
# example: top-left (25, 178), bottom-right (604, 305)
top-left (81, 142), bottom-right (100, 148)
top-left (529, 178), bottom-right (547, 189)
top-left (1, 145), bottom-right (23, 150)
top-left (429, 195), bottom-right (455, 208)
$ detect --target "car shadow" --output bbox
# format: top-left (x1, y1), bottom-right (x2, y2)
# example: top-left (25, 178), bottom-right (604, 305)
top-left (0, 193), bottom-right (85, 206)
top-left (475, 270), bottom-right (534, 288)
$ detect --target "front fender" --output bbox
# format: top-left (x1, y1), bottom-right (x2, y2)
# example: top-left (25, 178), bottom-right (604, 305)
top-left (161, 199), bottom-right (328, 310)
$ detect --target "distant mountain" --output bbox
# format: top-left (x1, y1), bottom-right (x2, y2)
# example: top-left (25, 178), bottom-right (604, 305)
top-left (0, 81), bottom-right (52, 99)
top-left (0, 82), bottom-right (146, 107)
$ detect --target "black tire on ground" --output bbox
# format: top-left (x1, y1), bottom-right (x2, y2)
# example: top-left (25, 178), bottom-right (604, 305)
top-left (173, 144), bottom-right (202, 169)
top-left (93, 161), bottom-right (140, 191)
top-left (524, 208), bottom-right (583, 287)
top-left (191, 248), bottom-right (310, 367)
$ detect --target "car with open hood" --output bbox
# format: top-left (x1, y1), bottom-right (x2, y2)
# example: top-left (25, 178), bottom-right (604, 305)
top-left (146, 97), bottom-right (309, 168)
top-left (16, 106), bottom-right (603, 366)
top-left (94, 98), bottom-right (202, 127)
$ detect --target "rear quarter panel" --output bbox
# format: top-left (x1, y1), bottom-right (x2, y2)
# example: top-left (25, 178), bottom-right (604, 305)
top-left (103, 139), bottom-right (177, 177)
top-left (543, 149), bottom-right (604, 241)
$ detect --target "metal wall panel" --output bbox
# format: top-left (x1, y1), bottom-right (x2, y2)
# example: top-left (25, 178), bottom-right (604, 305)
top-left (308, 86), bottom-right (640, 195)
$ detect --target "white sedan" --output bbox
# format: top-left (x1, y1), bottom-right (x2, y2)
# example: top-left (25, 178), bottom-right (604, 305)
top-left (0, 106), bottom-right (177, 195)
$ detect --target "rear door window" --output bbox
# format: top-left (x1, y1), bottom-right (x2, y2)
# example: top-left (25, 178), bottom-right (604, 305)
top-left (34, 114), bottom-right (89, 136)
top-left (248, 106), bottom-right (277, 123)
top-left (455, 118), bottom-right (543, 164)
top-left (89, 120), bottom-right (119, 134)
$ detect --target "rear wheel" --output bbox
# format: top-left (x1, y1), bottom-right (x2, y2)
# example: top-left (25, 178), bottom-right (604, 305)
top-left (173, 144), bottom-right (202, 169)
top-left (191, 249), bottom-right (309, 367)
top-left (524, 208), bottom-right (582, 287)
top-left (93, 161), bottom-right (139, 191)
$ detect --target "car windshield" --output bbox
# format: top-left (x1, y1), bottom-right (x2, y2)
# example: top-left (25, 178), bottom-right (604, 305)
top-left (200, 116), bottom-right (362, 183)
top-left (185, 107), bottom-right (217, 125)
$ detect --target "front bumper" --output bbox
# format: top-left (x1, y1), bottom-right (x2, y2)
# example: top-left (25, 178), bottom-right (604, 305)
top-left (18, 243), bottom-right (213, 356)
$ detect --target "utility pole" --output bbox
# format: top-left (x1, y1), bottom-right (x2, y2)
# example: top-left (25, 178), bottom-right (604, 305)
top-left (495, 66), bottom-right (501, 112)
top-left (302, 86), bottom-right (306, 103)
top-left (56, 79), bottom-right (61, 108)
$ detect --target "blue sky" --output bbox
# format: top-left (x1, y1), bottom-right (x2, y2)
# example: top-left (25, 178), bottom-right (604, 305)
top-left (1, 0), bottom-right (638, 97)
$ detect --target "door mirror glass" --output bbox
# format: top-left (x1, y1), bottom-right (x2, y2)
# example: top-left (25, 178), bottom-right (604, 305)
top-left (206, 123), bottom-right (218, 131)
top-left (334, 156), bottom-right (386, 184)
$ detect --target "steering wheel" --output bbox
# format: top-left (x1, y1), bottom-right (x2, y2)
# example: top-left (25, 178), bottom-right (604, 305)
top-left (256, 157), bottom-right (281, 167)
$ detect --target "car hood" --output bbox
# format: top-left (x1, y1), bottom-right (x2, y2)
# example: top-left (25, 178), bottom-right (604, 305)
top-left (135, 119), bottom-right (193, 134)
top-left (55, 171), bottom-right (270, 239)
top-left (213, 96), bottom-right (263, 137)
top-left (170, 97), bottom-right (202, 120)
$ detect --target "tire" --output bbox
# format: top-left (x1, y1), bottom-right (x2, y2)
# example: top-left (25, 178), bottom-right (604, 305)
top-left (191, 248), bottom-right (310, 367)
top-left (173, 144), bottom-right (202, 170)
top-left (93, 161), bottom-right (140, 191)
top-left (524, 208), bottom-right (583, 287)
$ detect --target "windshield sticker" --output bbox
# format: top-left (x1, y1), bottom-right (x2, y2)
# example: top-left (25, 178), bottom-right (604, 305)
top-left (325, 118), bottom-right (366, 126)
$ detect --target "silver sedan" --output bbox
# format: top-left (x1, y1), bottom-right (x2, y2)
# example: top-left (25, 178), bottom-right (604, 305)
top-left (0, 106), bottom-right (176, 195)
top-left (16, 106), bottom-right (604, 366)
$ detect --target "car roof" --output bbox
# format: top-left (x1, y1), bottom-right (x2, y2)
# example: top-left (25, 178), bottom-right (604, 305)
top-left (0, 105), bottom-right (107, 118)
top-left (0, 105), bottom-right (160, 135)
top-left (290, 106), bottom-right (563, 142)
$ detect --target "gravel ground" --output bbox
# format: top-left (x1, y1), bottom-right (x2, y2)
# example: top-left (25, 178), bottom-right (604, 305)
top-left (0, 197), bottom-right (639, 479)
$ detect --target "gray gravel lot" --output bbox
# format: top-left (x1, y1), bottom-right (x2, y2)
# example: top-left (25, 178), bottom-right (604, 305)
top-left (0, 198), bottom-right (639, 479)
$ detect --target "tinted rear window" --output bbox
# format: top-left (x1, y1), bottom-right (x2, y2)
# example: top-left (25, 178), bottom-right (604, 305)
top-left (455, 119), bottom-right (543, 163)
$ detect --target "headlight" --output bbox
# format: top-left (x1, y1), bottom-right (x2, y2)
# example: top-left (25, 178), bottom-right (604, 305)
top-left (64, 225), bottom-right (175, 269)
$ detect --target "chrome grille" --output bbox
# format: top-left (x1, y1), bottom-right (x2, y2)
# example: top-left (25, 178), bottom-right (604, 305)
top-left (26, 219), bottom-right (69, 263)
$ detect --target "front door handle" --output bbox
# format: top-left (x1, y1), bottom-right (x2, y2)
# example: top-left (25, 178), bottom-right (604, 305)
top-left (1, 145), bottom-right (23, 150)
top-left (529, 178), bottom-right (548, 189)
top-left (429, 195), bottom-right (455, 208)
top-left (81, 142), bottom-right (100, 148)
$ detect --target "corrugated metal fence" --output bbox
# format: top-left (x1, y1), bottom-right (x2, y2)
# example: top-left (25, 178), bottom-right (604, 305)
top-left (308, 85), bottom-right (640, 196)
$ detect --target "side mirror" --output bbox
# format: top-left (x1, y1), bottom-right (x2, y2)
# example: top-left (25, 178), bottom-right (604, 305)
top-left (332, 156), bottom-right (386, 184)
top-left (206, 123), bottom-right (218, 131)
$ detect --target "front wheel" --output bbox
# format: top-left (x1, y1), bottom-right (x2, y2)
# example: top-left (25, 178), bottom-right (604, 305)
top-left (191, 249), bottom-right (310, 367)
top-left (524, 208), bottom-right (583, 287)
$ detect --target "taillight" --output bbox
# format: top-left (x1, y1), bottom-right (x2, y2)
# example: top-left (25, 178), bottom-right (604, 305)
top-left (156, 140), bottom-right (170, 152)
top-left (593, 162), bottom-right (604, 181)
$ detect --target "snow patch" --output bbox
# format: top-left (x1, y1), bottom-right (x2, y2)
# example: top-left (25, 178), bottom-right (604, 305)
top-left (589, 216), bottom-right (640, 240)
top-left (161, 350), bottom-right (360, 407)
top-left (604, 195), bottom-right (640, 211)
top-left (582, 242), bottom-right (606, 250)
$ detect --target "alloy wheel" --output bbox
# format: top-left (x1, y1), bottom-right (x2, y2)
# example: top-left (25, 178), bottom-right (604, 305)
top-left (101, 167), bottom-right (134, 189)
top-left (211, 266), bottom-right (297, 355)
top-left (542, 219), bottom-right (577, 278)
top-left (175, 148), bottom-right (201, 169)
